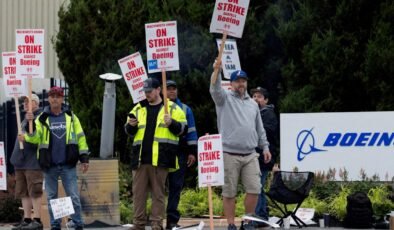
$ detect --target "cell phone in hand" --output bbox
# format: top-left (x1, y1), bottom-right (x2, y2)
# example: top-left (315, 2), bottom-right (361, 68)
top-left (128, 113), bottom-right (136, 119)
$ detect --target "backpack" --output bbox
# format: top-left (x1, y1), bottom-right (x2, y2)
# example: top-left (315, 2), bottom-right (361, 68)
top-left (343, 192), bottom-right (373, 228)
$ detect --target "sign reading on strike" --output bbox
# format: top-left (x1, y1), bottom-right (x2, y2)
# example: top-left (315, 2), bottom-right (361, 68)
top-left (2, 52), bottom-right (27, 97)
top-left (15, 29), bottom-right (45, 79)
top-left (0, 142), bottom-right (6, 190)
top-left (49, 196), bottom-right (75, 220)
top-left (118, 52), bottom-right (148, 104)
top-left (216, 39), bottom-right (241, 79)
top-left (198, 134), bottom-right (224, 187)
top-left (145, 21), bottom-right (179, 73)
top-left (210, 0), bottom-right (250, 38)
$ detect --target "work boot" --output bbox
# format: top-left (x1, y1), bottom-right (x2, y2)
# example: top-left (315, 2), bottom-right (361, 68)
top-left (11, 220), bottom-right (30, 230)
top-left (21, 220), bottom-right (43, 230)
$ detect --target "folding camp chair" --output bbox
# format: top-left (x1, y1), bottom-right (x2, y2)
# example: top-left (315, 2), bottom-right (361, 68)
top-left (266, 171), bottom-right (314, 228)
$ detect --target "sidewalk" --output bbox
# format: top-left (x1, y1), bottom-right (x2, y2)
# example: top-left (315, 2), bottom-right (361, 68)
top-left (0, 217), bottom-right (355, 230)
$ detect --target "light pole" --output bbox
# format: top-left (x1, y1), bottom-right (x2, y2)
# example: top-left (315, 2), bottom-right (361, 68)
top-left (99, 73), bottom-right (122, 158)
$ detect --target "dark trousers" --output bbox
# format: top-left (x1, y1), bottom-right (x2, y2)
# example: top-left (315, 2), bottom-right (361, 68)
top-left (166, 155), bottom-right (187, 224)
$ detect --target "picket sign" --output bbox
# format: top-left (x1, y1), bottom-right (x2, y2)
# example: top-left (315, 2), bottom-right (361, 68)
top-left (2, 52), bottom-right (26, 148)
top-left (198, 134), bottom-right (224, 230)
top-left (49, 196), bottom-right (75, 220)
top-left (15, 29), bottom-right (45, 134)
top-left (0, 142), bottom-right (6, 190)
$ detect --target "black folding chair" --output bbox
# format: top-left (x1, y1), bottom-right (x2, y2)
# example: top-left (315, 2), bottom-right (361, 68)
top-left (266, 171), bottom-right (314, 228)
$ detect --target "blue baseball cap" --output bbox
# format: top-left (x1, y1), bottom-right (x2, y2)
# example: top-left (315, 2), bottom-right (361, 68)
top-left (230, 70), bottom-right (248, 82)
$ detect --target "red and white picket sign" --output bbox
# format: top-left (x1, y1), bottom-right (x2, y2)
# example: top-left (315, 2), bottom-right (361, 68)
top-left (198, 134), bottom-right (224, 188)
top-left (15, 29), bottom-right (45, 79)
top-left (118, 52), bottom-right (148, 104)
top-left (0, 142), bottom-right (6, 191)
top-left (2, 52), bottom-right (27, 97)
top-left (210, 0), bottom-right (250, 38)
top-left (145, 21), bottom-right (179, 73)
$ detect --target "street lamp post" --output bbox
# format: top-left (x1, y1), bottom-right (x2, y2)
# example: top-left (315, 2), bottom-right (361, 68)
top-left (99, 73), bottom-right (122, 159)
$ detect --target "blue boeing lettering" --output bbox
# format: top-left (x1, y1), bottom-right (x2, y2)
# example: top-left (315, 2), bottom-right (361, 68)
top-left (323, 132), bottom-right (394, 147)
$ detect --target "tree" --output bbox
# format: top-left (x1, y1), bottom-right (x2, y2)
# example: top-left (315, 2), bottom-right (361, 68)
top-left (55, 0), bottom-right (279, 164)
top-left (272, 0), bottom-right (394, 112)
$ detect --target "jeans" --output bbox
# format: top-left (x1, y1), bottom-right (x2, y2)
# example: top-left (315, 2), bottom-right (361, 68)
top-left (166, 154), bottom-right (187, 224)
top-left (255, 170), bottom-right (269, 219)
top-left (44, 165), bottom-right (83, 228)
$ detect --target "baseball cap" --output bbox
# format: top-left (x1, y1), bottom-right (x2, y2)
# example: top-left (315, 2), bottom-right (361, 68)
top-left (250, 87), bottom-right (269, 99)
top-left (166, 80), bottom-right (177, 88)
top-left (21, 94), bottom-right (40, 104)
top-left (143, 78), bottom-right (160, 92)
top-left (48, 86), bottom-right (64, 97)
top-left (230, 70), bottom-right (248, 82)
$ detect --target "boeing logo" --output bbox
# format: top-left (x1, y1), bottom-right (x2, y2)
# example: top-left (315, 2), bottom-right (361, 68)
top-left (296, 128), bottom-right (394, 161)
top-left (296, 128), bottom-right (326, 161)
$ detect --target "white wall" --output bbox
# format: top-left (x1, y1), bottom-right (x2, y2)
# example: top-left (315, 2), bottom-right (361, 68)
top-left (0, 0), bottom-right (68, 102)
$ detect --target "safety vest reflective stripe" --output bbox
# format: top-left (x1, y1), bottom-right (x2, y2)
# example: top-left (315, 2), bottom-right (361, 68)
top-left (188, 127), bottom-right (196, 133)
top-left (153, 137), bottom-right (179, 145)
top-left (133, 140), bottom-right (143, 146)
top-left (69, 140), bottom-right (78, 144)
top-left (76, 132), bottom-right (85, 139)
top-left (138, 125), bottom-right (146, 129)
top-left (187, 140), bottom-right (197, 145)
top-left (39, 144), bottom-right (49, 149)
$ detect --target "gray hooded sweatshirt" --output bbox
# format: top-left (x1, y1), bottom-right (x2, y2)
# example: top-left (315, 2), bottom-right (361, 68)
top-left (209, 74), bottom-right (269, 154)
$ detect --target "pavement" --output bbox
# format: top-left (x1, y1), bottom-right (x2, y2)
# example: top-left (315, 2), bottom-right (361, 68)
top-left (0, 217), bottom-right (359, 230)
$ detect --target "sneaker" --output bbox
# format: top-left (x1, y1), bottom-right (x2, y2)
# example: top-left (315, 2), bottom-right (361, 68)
top-left (21, 220), bottom-right (43, 230)
top-left (242, 222), bottom-right (255, 230)
top-left (166, 223), bottom-right (180, 230)
top-left (12, 220), bottom-right (30, 230)
top-left (228, 224), bottom-right (237, 230)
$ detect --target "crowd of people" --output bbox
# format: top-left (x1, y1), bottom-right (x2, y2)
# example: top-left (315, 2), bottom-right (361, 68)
top-left (11, 65), bottom-right (278, 230)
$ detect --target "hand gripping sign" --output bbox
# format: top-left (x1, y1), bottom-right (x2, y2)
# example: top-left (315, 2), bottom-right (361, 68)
top-left (118, 52), bottom-right (148, 104)
top-left (145, 21), bottom-right (179, 73)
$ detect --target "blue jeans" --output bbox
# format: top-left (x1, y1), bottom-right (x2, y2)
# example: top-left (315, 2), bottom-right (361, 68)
top-left (44, 165), bottom-right (84, 228)
top-left (255, 170), bottom-right (269, 219)
top-left (166, 154), bottom-right (186, 224)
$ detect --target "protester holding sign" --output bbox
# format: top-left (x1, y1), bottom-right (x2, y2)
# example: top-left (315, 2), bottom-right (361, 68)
top-left (20, 87), bottom-right (89, 230)
top-left (251, 87), bottom-right (279, 227)
top-left (124, 78), bottom-right (187, 230)
top-left (209, 63), bottom-right (271, 230)
top-left (10, 94), bottom-right (43, 230)
top-left (165, 80), bottom-right (198, 230)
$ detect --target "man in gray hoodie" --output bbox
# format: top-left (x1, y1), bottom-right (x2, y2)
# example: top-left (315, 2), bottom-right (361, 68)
top-left (11, 94), bottom-right (43, 230)
top-left (210, 64), bottom-right (271, 230)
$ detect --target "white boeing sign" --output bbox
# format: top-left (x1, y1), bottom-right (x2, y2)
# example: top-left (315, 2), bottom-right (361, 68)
top-left (280, 112), bottom-right (394, 181)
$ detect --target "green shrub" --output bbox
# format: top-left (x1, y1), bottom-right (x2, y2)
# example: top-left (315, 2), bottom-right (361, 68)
top-left (327, 185), bottom-right (351, 221)
top-left (301, 191), bottom-right (329, 216)
top-left (178, 188), bottom-right (223, 217)
top-left (120, 200), bottom-right (133, 224)
top-left (368, 184), bottom-right (394, 218)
